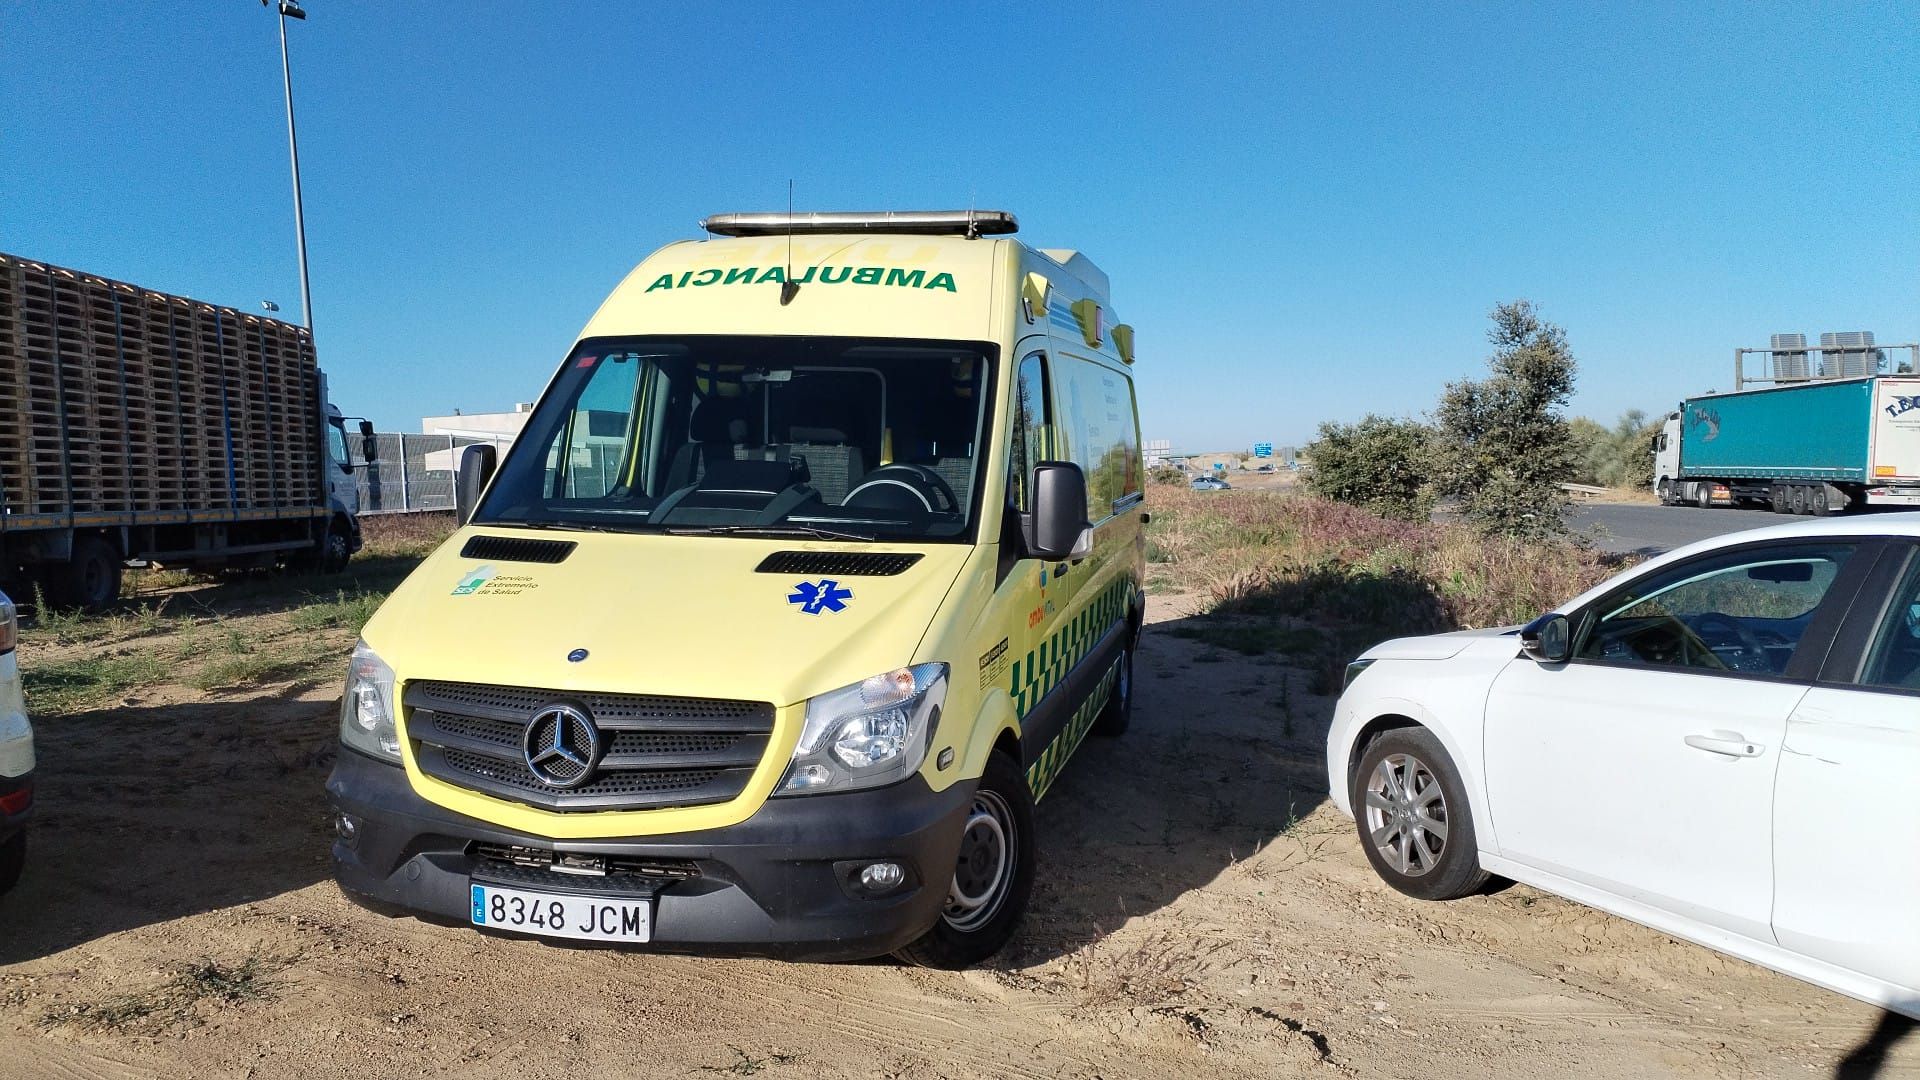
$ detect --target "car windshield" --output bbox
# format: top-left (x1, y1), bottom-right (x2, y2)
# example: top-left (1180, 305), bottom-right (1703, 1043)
top-left (473, 335), bottom-right (996, 542)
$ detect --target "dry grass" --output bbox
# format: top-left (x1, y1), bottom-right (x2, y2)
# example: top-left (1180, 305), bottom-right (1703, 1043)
top-left (1148, 487), bottom-right (1628, 689)
top-left (21, 513), bottom-right (459, 716)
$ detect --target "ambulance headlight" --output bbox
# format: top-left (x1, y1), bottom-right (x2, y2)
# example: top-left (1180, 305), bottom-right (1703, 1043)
top-left (778, 664), bottom-right (946, 795)
top-left (339, 640), bottom-right (401, 763)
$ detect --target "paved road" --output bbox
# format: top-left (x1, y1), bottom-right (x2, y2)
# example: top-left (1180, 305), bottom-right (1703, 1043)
top-left (1571, 502), bottom-right (1791, 556)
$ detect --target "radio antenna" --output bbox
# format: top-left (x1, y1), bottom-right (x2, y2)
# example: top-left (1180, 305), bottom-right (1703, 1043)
top-left (780, 179), bottom-right (800, 305)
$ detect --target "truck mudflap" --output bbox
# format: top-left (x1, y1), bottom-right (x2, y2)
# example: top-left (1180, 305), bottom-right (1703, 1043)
top-left (325, 747), bottom-right (975, 961)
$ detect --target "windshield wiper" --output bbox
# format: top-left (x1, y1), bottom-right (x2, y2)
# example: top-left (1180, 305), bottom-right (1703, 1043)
top-left (665, 524), bottom-right (876, 542)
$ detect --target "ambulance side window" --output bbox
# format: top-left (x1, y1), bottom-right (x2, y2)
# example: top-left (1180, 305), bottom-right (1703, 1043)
top-left (1008, 352), bottom-right (1050, 512)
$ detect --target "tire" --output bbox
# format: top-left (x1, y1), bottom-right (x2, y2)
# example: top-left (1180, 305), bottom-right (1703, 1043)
top-left (0, 833), bottom-right (22, 896)
top-left (318, 521), bottom-right (352, 573)
top-left (1090, 633), bottom-right (1134, 738)
top-left (1694, 484), bottom-right (1714, 509)
top-left (1769, 484), bottom-right (1790, 514)
top-left (1350, 727), bottom-right (1489, 901)
top-left (52, 535), bottom-right (122, 613)
top-left (1787, 484), bottom-right (1809, 515)
top-left (894, 751), bottom-right (1035, 969)
top-left (1656, 480), bottom-right (1672, 506)
top-left (1808, 484), bottom-right (1832, 517)
top-left (291, 520), bottom-right (352, 575)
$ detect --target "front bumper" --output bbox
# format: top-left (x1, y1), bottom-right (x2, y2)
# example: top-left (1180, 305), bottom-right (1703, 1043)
top-left (326, 748), bottom-right (974, 961)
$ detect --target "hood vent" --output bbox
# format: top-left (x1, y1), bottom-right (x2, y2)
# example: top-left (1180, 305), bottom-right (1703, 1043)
top-left (754, 551), bottom-right (923, 577)
top-left (458, 534), bottom-right (577, 564)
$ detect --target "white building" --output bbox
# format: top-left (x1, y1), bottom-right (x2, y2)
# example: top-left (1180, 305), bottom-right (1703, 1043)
top-left (420, 404), bottom-right (534, 471)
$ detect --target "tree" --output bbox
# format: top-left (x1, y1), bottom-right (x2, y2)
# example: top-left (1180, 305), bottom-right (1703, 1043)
top-left (1570, 409), bottom-right (1662, 490)
top-left (1303, 414), bottom-right (1434, 521)
top-left (1432, 300), bottom-right (1578, 538)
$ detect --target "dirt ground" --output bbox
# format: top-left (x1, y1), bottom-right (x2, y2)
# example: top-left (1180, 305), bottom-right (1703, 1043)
top-left (1, 589), bottom-right (1914, 1080)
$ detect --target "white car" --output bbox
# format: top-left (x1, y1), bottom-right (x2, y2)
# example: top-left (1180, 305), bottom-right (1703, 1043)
top-left (1327, 516), bottom-right (1920, 1019)
top-left (1190, 476), bottom-right (1230, 491)
top-left (0, 591), bottom-right (27, 895)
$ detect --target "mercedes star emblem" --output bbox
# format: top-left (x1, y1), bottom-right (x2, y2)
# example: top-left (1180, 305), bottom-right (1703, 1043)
top-left (522, 702), bottom-right (604, 789)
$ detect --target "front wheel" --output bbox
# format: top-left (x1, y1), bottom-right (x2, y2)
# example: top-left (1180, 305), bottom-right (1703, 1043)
top-left (1351, 728), bottom-right (1488, 901)
top-left (894, 751), bottom-right (1035, 969)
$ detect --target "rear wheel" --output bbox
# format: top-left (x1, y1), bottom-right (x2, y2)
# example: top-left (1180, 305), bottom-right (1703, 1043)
top-left (51, 536), bottom-right (122, 613)
top-left (1694, 484), bottom-right (1714, 509)
top-left (1091, 635), bottom-right (1133, 737)
top-left (1808, 484), bottom-right (1832, 517)
top-left (0, 833), bottom-right (23, 895)
top-left (1787, 484), bottom-right (1809, 515)
top-left (894, 751), bottom-right (1035, 969)
top-left (1351, 727), bottom-right (1488, 901)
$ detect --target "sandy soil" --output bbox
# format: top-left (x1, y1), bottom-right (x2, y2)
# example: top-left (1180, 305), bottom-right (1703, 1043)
top-left (0, 591), bottom-right (1913, 1079)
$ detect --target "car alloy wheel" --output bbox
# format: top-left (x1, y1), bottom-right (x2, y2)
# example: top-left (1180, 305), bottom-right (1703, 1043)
top-left (1363, 752), bottom-right (1448, 877)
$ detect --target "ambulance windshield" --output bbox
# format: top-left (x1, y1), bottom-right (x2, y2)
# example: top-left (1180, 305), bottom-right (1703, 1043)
top-left (472, 336), bottom-right (997, 543)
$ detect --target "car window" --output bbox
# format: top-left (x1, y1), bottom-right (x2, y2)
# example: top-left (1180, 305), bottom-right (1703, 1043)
top-left (1857, 553), bottom-right (1920, 691)
top-left (1573, 542), bottom-right (1856, 675)
top-left (1007, 352), bottom-right (1051, 513)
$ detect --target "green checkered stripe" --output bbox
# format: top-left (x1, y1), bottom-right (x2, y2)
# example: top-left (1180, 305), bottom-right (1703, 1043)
top-left (1026, 657), bottom-right (1120, 800)
top-left (1011, 576), bottom-right (1131, 721)
top-left (1010, 575), bottom-right (1134, 796)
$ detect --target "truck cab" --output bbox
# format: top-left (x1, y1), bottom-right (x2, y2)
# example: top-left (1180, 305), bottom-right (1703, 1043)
top-left (326, 211), bottom-right (1146, 967)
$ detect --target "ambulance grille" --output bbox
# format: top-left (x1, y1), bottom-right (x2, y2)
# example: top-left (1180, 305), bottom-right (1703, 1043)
top-left (403, 681), bottom-right (774, 812)
top-left (754, 550), bottom-right (923, 576)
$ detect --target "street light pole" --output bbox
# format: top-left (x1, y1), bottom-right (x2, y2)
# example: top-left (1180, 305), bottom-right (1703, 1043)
top-left (268, 0), bottom-right (314, 336)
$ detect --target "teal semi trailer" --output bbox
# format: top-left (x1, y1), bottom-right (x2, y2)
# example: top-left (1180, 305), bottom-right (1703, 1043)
top-left (1653, 375), bottom-right (1920, 514)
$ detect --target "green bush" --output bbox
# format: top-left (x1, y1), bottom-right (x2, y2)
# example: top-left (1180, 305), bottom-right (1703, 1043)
top-left (1302, 415), bottom-right (1434, 522)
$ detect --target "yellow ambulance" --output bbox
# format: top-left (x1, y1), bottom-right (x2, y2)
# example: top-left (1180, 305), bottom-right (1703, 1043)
top-left (327, 210), bottom-right (1145, 966)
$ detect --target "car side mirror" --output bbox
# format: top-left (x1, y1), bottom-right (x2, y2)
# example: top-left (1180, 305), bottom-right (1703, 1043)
top-left (1027, 460), bottom-right (1091, 562)
top-left (455, 443), bottom-right (498, 526)
top-left (1519, 613), bottom-right (1571, 663)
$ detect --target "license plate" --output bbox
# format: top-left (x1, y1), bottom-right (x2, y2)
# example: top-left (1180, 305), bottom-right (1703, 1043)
top-left (469, 883), bottom-right (651, 943)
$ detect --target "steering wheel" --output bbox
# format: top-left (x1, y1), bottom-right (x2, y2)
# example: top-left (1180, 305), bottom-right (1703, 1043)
top-left (844, 464), bottom-right (960, 514)
top-left (1690, 611), bottom-right (1771, 671)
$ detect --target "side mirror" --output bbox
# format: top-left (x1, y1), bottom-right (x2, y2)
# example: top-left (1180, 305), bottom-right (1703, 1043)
top-left (455, 443), bottom-right (498, 526)
top-left (1027, 460), bottom-right (1091, 562)
top-left (1519, 613), bottom-right (1571, 663)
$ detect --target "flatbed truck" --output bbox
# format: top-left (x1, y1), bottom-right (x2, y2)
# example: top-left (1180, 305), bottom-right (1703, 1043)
top-left (0, 252), bottom-right (364, 610)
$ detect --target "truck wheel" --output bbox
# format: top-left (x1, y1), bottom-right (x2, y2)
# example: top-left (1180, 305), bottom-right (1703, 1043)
top-left (1656, 480), bottom-right (1672, 506)
top-left (893, 751), bottom-right (1035, 969)
top-left (318, 521), bottom-right (352, 573)
top-left (1694, 484), bottom-right (1714, 509)
top-left (1787, 484), bottom-right (1809, 515)
top-left (0, 833), bottom-right (22, 895)
top-left (1808, 484), bottom-right (1832, 516)
top-left (54, 536), bottom-right (122, 613)
top-left (1768, 484), bottom-right (1788, 514)
top-left (1091, 639), bottom-right (1133, 737)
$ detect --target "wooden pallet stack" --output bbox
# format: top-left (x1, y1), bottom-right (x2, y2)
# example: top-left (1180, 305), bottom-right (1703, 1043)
top-left (0, 252), bottom-right (324, 522)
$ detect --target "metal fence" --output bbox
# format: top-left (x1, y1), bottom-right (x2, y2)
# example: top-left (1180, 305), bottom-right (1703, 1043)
top-left (355, 432), bottom-right (515, 515)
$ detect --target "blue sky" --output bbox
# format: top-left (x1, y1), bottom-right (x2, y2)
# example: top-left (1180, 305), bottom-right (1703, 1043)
top-left (3, 3), bottom-right (1915, 449)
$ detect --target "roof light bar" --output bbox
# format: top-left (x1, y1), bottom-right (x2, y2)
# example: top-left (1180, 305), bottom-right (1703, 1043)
top-left (700, 210), bottom-right (1018, 239)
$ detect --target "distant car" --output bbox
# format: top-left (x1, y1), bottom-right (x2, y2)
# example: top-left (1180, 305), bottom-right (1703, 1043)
top-left (0, 591), bottom-right (28, 895)
top-left (1327, 516), bottom-right (1920, 1019)
top-left (1190, 476), bottom-right (1230, 491)
top-left (1256, 464), bottom-right (1275, 473)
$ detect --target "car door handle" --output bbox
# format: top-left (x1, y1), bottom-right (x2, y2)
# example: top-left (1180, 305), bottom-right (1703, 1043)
top-left (1684, 731), bottom-right (1765, 758)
